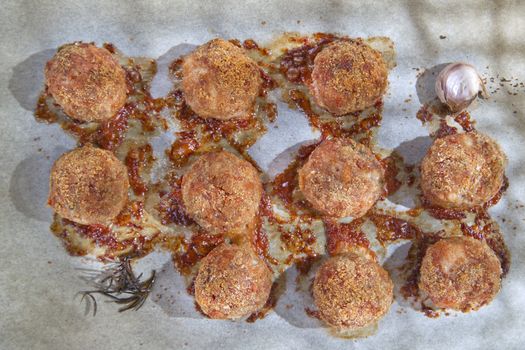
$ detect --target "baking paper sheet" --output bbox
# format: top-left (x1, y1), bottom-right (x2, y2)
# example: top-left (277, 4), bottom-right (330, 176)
top-left (1, 1), bottom-right (525, 349)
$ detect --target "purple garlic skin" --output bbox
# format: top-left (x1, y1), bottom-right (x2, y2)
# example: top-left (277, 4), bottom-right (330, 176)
top-left (435, 63), bottom-right (488, 112)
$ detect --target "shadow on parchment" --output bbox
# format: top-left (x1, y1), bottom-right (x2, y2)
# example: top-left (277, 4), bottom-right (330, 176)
top-left (383, 241), bottom-right (418, 311)
top-left (415, 63), bottom-right (450, 109)
top-left (150, 259), bottom-right (204, 320)
top-left (273, 260), bottom-right (325, 329)
top-left (9, 147), bottom-right (68, 222)
top-left (386, 136), bottom-right (432, 209)
top-left (8, 49), bottom-right (56, 112)
top-left (265, 139), bottom-right (319, 180)
top-left (393, 136), bottom-right (432, 166)
top-left (150, 43), bottom-right (196, 98)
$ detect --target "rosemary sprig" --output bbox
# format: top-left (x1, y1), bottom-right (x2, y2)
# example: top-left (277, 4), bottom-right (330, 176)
top-left (77, 258), bottom-right (156, 316)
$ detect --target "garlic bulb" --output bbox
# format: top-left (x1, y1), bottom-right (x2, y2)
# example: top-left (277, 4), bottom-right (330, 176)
top-left (435, 63), bottom-right (488, 112)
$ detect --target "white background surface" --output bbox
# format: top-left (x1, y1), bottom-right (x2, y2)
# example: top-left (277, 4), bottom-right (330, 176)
top-left (1, 1), bottom-right (524, 349)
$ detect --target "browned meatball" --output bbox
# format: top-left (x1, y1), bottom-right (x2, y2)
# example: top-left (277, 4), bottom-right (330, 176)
top-left (182, 39), bottom-right (262, 120)
top-left (419, 236), bottom-right (502, 311)
top-left (313, 253), bottom-right (393, 329)
top-left (421, 132), bottom-right (506, 209)
top-left (298, 138), bottom-right (385, 218)
top-left (181, 151), bottom-right (263, 235)
top-left (194, 243), bottom-right (273, 319)
top-left (309, 40), bottom-right (388, 115)
top-left (45, 43), bottom-right (127, 122)
top-left (48, 145), bottom-right (130, 225)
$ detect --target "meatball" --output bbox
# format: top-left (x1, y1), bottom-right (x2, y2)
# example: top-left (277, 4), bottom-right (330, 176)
top-left (298, 138), bottom-right (385, 218)
top-left (421, 132), bottom-right (506, 209)
top-left (181, 151), bottom-right (263, 235)
top-left (182, 39), bottom-right (262, 120)
top-left (194, 243), bottom-right (273, 319)
top-left (419, 236), bottom-right (502, 311)
top-left (48, 145), bottom-right (130, 225)
top-left (45, 43), bottom-right (127, 122)
top-left (309, 40), bottom-right (388, 115)
top-left (313, 253), bottom-right (393, 329)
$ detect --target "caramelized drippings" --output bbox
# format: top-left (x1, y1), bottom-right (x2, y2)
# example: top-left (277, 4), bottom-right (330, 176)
top-left (416, 105), bottom-right (433, 124)
top-left (169, 58), bottom-right (184, 78)
top-left (95, 105), bottom-right (132, 151)
top-left (287, 89), bottom-right (382, 142)
top-left (252, 224), bottom-right (277, 265)
top-left (271, 143), bottom-right (317, 211)
top-left (422, 196), bottom-right (467, 220)
top-left (242, 39), bottom-right (270, 56)
top-left (157, 177), bottom-right (194, 226)
top-left (423, 306), bottom-right (440, 318)
top-left (125, 144), bottom-right (154, 196)
top-left (168, 130), bottom-right (200, 167)
top-left (102, 43), bottom-right (117, 54)
top-left (369, 214), bottom-right (420, 244)
top-left (66, 221), bottom-right (120, 249)
top-left (35, 92), bottom-right (58, 123)
top-left (114, 201), bottom-right (145, 227)
top-left (172, 232), bottom-right (225, 275)
top-left (173, 90), bottom-right (268, 155)
top-left (460, 209), bottom-right (511, 276)
top-left (252, 196), bottom-right (279, 265)
top-left (381, 155), bottom-right (402, 197)
top-left (345, 105), bottom-right (383, 138)
top-left (433, 118), bottom-right (457, 139)
top-left (264, 102), bottom-right (278, 122)
top-left (305, 307), bottom-right (321, 320)
top-left (324, 218), bottom-right (370, 256)
top-left (453, 111), bottom-right (475, 132)
top-left (483, 176), bottom-right (509, 209)
top-left (295, 255), bottom-right (320, 275)
top-left (280, 226), bottom-right (318, 257)
top-left (279, 33), bottom-right (337, 85)
top-left (259, 70), bottom-right (278, 96)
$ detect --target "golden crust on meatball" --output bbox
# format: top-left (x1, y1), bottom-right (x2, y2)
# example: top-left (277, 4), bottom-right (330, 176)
top-left (313, 253), bottom-right (393, 329)
top-left (298, 138), bottom-right (385, 218)
top-left (309, 40), bottom-right (388, 115)
top-left (421, 132), bottom-right (506, 209)
top-left (182, 39), bottom-right (262, 120)
top-left (48, 145), bottom-right (130, 225)
top-left (194, 243), bottom-right (273, 319)
top-left (181, 151), bottom-right (263, 235)
top-left (419, 236), bottom-right (502, 311)
top-left (45, 43), bottom-right (127, 122)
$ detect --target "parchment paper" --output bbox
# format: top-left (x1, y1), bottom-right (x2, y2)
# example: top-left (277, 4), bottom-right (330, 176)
top-left (1, 1), bottom-right (525, 349)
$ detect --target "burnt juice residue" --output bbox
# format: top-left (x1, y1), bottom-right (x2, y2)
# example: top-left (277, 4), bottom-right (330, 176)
top-left (324, 218), bottom-right (370, 256)
top-left (156, 177), bottom-right (195, 226)
top-left (271, 143), bottom-right (317, 212)
top-left (125, 144), bottom-right (154, 196)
